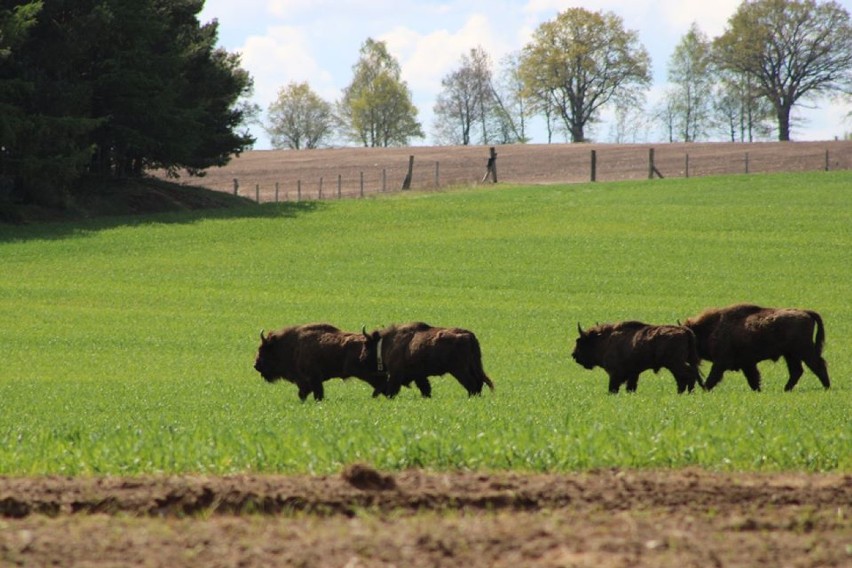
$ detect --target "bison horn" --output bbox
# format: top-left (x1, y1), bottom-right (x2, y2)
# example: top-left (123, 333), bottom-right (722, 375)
top-left (362, 325), bottom-right (368, 338)
top-left (260, 329), bottom-right (267, 343)
top-left (577, 322), bottom-right (584, 336)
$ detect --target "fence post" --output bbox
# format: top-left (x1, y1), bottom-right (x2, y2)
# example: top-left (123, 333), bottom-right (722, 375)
top-left (745, 152), bottom-right (749, 174)
top-left (825, 149), bottom-right (830, 171)
top-left (233, 178), bottom-right (239, 196)
top-left (590, 150), bottom-right (597, 182)
top-left (401, 155), bottom-right (414, 190)
top-left (360, 172), bottom-right (364, 197)
top-left (255, 184), bottom-right (260, 203)
top-left (275, 182), bottom-right (279, 203)
top-left (382, 169), bottom-right (387, 192)
top-left (435, 161), bottom-right (440, 188)
top-left (338, 174), bottom-right (342, 199)
top-left (297, 180), bottom-right (301, 202)
top-left (648, 148), bottom-right (663, 179)
top-left (319, 177), bottom-right (323, 200)
top-left (685, 154), bottom-right (689, 178)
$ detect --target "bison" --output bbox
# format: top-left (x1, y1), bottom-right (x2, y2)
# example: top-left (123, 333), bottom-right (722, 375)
top-left (682, 303), bottom-right (830, 392)
top-left (254, 323), bottom-right (387, 401)
top-left (361, 322), bottom-right (494, 397)
top-left (571, 321), bottom-right (704, 394)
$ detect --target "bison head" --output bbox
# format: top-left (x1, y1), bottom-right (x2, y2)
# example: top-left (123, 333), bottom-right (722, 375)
top-left (571, 323), bottom-right (601, 370)
top-left (254, 330), bottom-right (281, 383)
top-left (359, 326), bottom-right (383, 371)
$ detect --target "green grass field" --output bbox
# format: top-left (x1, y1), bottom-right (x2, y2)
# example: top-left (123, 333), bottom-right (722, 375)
top-left (1, 172), bottom-right (849, 475)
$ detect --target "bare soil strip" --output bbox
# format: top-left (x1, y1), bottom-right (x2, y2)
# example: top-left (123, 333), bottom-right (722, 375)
top-left (2, 468), bottom-right (850, 567)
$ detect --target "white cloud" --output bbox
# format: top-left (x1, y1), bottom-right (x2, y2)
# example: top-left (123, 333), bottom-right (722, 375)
top-left (383, 14), bottom-right (505, 96)
top-left (239, 26), bottom-right (335, 109)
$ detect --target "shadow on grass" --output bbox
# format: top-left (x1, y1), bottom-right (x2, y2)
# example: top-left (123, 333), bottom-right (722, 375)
top-left (0, 178), bottom-right (327, 242)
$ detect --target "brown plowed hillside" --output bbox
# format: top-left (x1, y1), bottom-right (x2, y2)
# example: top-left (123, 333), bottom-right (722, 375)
top-left (169, 140), bottom-right (852, 202)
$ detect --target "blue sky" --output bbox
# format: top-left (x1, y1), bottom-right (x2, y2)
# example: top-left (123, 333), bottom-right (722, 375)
top-left (199, 0), bottom-right (852, 149)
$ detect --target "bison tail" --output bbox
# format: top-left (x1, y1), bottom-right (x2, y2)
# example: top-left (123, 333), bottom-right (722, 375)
top-left (469, 334), bottom-right (495, 391)
top-left (807, 310), bottom-right (826, 355)
top-left (685, 327), bottom-right (706, 389)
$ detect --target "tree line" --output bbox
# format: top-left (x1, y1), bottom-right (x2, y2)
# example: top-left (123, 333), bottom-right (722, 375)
top-left (268, 0), bottom-right (852, 150)
top-left (1, 0), bottom-right (850, 208)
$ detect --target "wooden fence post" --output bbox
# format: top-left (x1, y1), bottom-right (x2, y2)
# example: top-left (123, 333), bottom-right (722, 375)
top-left (382, 169), bottom-right (387, 192)
top-left (648, 148), bottom-right (663, 179)
top-left (685, 154), bottom-right (689, 178)
top-left (337, 174), bottom-right (342, 199)
top-left (435, 161), bottom-right (440, 188)
top-left (360, 172), bottom-right (364, 197)
top-left (401, 155), bottom-right (414, 190)
top-left (745, 152), bottom-right (749, 174)
top-left (297, 180), bottom-right (301, 202)
top-left (233, 178), bottom-right (239, 196)
top-left (255, 184), bottom-right (260, 203)
top-left (275, 182), bottom-right (279, 203)
top-left (319, 177), bottom-right (323, 199)
top-left (591, 150), bottom-right (597, 182)
top-left (825, 149), bottom-right (830, 171)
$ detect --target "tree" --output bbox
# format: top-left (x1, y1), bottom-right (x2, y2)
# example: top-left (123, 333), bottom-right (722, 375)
top-left (491, 52), bottom-right (532, 144)
top-left (432, 47), bottom-right (496, 145)
top-left (712, 70), bottom-right (774, 141)
top-left (714, 0), bottom-right (852, 141)
top-left (338, 38), bottom-right (423, 147)
top-left (519, 8), bottom-right (651, 143)
top-left (667, 23), bottom-right (714, 142)
top-left (266, 82), bottom-right (333, 149)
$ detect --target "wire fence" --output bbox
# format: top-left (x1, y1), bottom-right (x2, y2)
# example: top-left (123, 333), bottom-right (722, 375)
top-left (174, 141), bottom-right (852, 203)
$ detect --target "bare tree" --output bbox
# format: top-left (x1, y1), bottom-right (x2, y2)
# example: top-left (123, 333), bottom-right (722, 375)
top-left (432, 46), bottom-right (497, 145)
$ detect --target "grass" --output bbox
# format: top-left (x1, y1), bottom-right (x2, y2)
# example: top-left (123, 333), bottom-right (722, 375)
top-left (0, 172), bottom-right (849, 475)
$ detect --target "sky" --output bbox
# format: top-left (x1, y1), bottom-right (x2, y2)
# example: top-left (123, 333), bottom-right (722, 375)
top-left (199, 0), bottom-right (852, 149)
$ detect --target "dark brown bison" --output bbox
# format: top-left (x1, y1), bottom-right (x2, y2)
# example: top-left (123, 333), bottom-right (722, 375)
top-left (361, 322), bottom-right (494, 397)
top-left (571, 321), bottom-right (704, 394)
top-left (254, 323), bottom-right (387, 401)
top-left (682, 304), bottom-right (830, 392)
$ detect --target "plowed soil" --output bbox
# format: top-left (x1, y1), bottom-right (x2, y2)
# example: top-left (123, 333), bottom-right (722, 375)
top-left (181, 140), bottom-right (852, 201)
top-left (2, 467), bottom-right (850, 567)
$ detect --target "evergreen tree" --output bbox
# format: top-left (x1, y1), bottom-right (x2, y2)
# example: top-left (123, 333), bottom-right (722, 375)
top-left (0, 0), bottom-right (255, 206)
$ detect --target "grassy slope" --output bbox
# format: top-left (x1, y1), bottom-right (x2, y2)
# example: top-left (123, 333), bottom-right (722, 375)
top-left (0, 172), bottom-right (849, 474)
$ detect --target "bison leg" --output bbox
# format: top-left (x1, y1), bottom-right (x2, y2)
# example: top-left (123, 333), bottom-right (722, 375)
top-left (607, 373), bottom-right (623, 394)
top-left (451, 371), bottom-right (482, 396)
top-left (742, 364), bottom-right (761, 392)
top-left (783, 357), bottom-right (805, 392)
top-left (384, 377), bottom-right (403, 398)
top-left (625, 374), bottom-right (639, 393)
top-left (704, 364), bottom-right (726, 391)
top-left (670, 364), bottom-right (699, 393)
top-left (413, 377), bottom-right (432, 398)
top-left (297, 383), bottom-right (312, 402)
top-left (803, 354), bottom-right (831, 390)
top-left (311, 380), bottom-right (325, 401)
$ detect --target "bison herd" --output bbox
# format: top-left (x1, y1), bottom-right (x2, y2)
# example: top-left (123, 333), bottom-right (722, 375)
top-left (254, 304), bottom-right (831, 400)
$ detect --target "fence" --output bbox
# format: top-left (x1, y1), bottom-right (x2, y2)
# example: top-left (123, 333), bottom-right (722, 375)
top-left (182, 141), bottom-right (852, 203)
